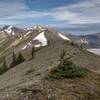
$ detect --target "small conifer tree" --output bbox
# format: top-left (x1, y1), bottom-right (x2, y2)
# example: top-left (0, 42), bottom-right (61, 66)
top-left (0, 58), bottom-right (8, 75)
top-left (3, 58), bottom-right (8, 70)
top-left (59, 50), bottom-right (66, 67)
top-left (10, 51), bottom-right (16, 68)
top-left (16, 52), bottom-right (25, 65)
top-left (31, 46), bottom-right (35, 59)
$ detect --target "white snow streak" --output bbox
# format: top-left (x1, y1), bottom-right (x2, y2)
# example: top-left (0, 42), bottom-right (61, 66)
top-left (22, 45), bottom-right (27, 50)
top-left (58, 33), bottom-right (70, 41)
top-left (34, 25), bottom-right (37, 29)
top-left (24, 31), bottom-right (32, 37)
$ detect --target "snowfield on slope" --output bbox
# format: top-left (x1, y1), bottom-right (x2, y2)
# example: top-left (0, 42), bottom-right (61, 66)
top-left (58, 33), bottom-right (70, 41)
top-left (33, 31), bottom-right (48, 47)
top-left (22, 31), bottom-right (47, 50)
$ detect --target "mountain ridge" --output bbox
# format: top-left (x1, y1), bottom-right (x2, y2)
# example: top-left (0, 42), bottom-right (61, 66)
top-left (0, 25), bottom-right (100, 99)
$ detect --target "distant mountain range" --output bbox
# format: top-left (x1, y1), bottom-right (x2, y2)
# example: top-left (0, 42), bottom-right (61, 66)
top-left (0, 25), bottom-right (71, 53)
top-left (78, 33), bottom-right (100, 48)
top-left (0, 25), bottom-right (100, 49)
top-left (65, 33), bottom-right (100, 48)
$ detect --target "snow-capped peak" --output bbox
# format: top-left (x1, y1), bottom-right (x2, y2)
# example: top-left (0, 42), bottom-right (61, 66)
top-left (8, 25), bottom-right (13, 29)
top-left (4, 25), bottom-right (14, 35)
top-left (58, 33), bottom-right (70, 41)
top-left (34, 25), bottom-right (37, 29)
top-left (34, 25), bottom-right (46, 32)
top-left (80, 38), bottom-right (88, 44)
top-left (2, 25), bottom-right (24, 37)
top-left (24, 25), bottom-right (46, 31)
top-left (25, 27), bottom-right (33, 31)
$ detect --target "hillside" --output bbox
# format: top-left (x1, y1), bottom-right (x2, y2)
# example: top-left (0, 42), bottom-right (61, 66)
top-left (0, 0), bottom-right (100, 99)
top-left (0, 40), bottom-right (100, 99)
top-left (0, 26), bottom-right (100, 99)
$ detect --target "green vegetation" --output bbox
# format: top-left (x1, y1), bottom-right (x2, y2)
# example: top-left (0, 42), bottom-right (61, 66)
top-left (31, 46), bottom-right (35, 59)
top-left (80, 43), bottom-right (88, 49)
top-left (0, 58), bottom-right (9, 75)
top-left (49, 50), bottom-right (89, 79)
top-left (10, 51), bottom-right (17, 68)
top-left (10, 51), bottom-right (25, 68)
top-left (16, 52), bottom-right (25, 65)
top-left (0, 50), bottom-right (25, 75)
top-left (70, 41), bottom-right (74, 46)
top-left (70, 41), bottom-right (80, 48)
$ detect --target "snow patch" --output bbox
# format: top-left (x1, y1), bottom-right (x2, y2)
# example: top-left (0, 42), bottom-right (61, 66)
top-left (34, 25), bottom-right (46, 31)
top-left (22, 45), bottom-right (27, 50)
top-left (38, 25), bottom-right (43, 30)
top-left (12, 31), bottom-right (15, 35)
top-left (26, 27), bottom-right (33, 30)
top-left (4, 26), bottom-right (14, 35)
top-left (24, 31), bottom-right (32, 37)
top-left (34, 25), bottom-right (37, 29)
top-left (26, 31), bottom-right (31, 35)
top-left (58, 33), bottom-right (70, 41)
top-left (8, 26), bottom-right (13, 29)
top-left (80, 38), bottom-right (88, 44)
top-left (1, 31), bottom-right (4, 33)
top-left (21, 41), bottom-right (32, 50)
top-left (34, 44), bottom-right (41, 48)
top-left (33, 31), bottom-right (47, 47)
top-left (27, 42), bottom-right (32, 46)
top-left (19, 37), bottom-right (22, 40)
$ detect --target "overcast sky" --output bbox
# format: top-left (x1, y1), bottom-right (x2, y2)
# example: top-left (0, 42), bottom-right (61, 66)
top-left (0, 0), bottom-right (100, 35)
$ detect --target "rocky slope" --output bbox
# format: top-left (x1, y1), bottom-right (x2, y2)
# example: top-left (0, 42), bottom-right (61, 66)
top-left (0, 25), bottom-right (100, 99)
top-left (0, 40), bottom-right (100, 99)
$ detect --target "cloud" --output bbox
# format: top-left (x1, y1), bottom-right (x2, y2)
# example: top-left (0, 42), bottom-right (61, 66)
top-left (0, 1), bottom-right (28, 16)
top-left (46, 0), bottom-right (100, 34)
top-left (0, 0), bottom-right (100, 25)
top-left (0, 0), bottom-right (100, 34)
top-left (51, 0), bottom-right (100, 24)
top-left (0, 0), bottom-right (50, 26)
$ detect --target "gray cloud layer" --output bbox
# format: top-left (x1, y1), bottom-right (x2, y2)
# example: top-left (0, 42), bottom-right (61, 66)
top-left (0, 0), bottom-right (100, 34)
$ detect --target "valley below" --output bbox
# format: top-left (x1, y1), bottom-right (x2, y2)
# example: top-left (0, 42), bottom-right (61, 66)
top-left (87, 49), bottom-right (100, 56)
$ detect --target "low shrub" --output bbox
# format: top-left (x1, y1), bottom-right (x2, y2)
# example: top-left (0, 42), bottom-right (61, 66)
top-left (49, 54), bottom-right (88, 79)
top-left (31, 46), bottom-right (35, 59)
top-left (10, 51), bottom-right (17, 68)
top-left (0, 58), bottom-right (9, 75)
top-left (16, 52), bottom-right (25, 65)
top-left (10, 51), bottom-right (25, 68)
top-left (0, 66), bottom-right (8, 75)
